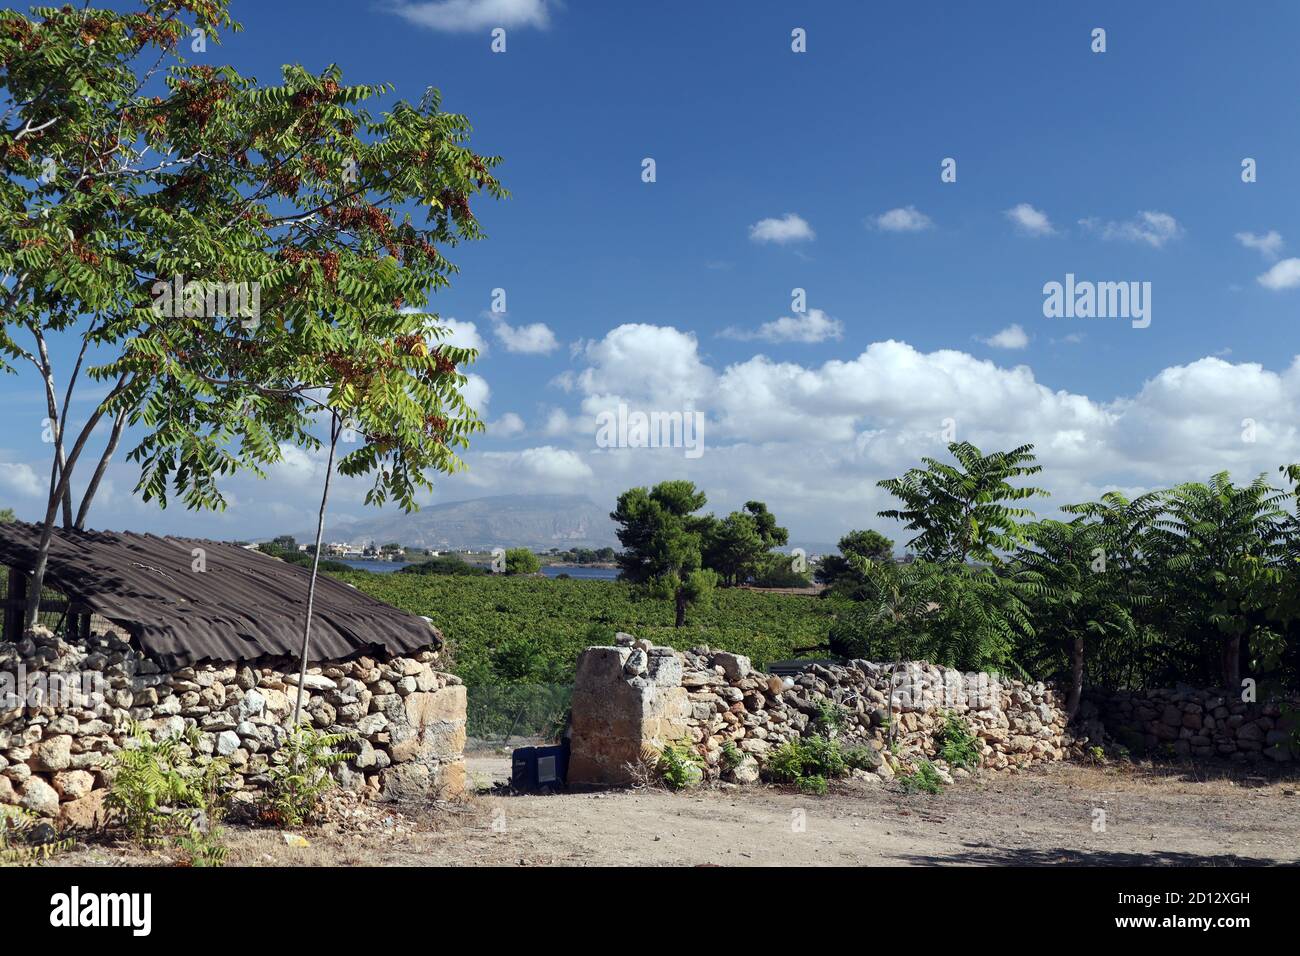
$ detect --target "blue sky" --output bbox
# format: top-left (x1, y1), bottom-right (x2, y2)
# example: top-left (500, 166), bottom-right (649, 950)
top-left (4, 0), bottom-right (1300, 547)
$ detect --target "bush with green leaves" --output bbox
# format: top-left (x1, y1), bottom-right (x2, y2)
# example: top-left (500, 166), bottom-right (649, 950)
top-left (813, 699), bottom-right (851, 737)
top-left (655, 741), bottom-right (704, 790)
top-left (720, 741), bottom-right (744, 772)
top-left (107, 722), bottom-right (230, 842)
top-left (1, 805), bottom-right (71, 866)
top-left (764, 735), bottom-right (851, 791)
top-left (899, 760), bottom-right (945, 795)
top-left (260, 726), bottom-right (353, 828)
top-left (935, 712), bottom-right (980, 770)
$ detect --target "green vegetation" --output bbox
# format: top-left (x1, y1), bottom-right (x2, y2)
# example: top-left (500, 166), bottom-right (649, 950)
top-left (259, 726), bottom-right (352, 828)
top-left (899, 760), bottom-right (946, 795)
top-left (935, 713), bottom-right (980, 770)
top-left (345, 572), bottom-right (842, 689)
top-left (398, 555), bottom-right (489, 576)
top-left (504, 547), bottom-right (541, 576)
top-left (764, 735), bottom-right (874, 793)
top-left (655, 741), bottom-right (705, 790)
top-left (106, 722), bottom-right (232, 865)
top-left (1, 806), bottom-right (71, 865)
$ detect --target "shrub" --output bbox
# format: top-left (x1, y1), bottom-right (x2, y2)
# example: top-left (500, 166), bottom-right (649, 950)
top-left (260, 726), bottom-right (353, 828)
top-left (935, 712), bottom-right (980, 770)
top-left (656, 741), bottom-right (704, 790)
top-left (813, 698), bottom-right (850, 737)
top-left (1, 805), bottom-right (71, 865)
top-left (764, 735), bottom-right (849, 791)
top-left (107, 722), bottom-right (231, 845)
top-left (797, 774), bottom-right (828, 795)
top-left (504, 548), bottom-right (542, 575)
top-left (899, 760), bottom-right (945, 795)
top-left (720, 741), bottom-right (744, 772)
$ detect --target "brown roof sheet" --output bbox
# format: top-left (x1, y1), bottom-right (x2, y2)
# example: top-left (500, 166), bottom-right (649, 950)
top-left (0, 522), bottom-right (439, 668)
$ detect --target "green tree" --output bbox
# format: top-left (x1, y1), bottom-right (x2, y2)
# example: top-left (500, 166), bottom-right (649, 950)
top-left (878, 442), bottom-right (1047, 564)
top-left (612, 480), bottom-right (717, 627)
top-left (703, 510), bottom-right (766, 586)
top-left (815, 529), bottom-right (895, 594)
top-left (1151, 473), bottom-right (1290, 690)
top-left (0, 508), bottom-right (14, 523)
top-left (504, 547), bottom-right (540, 575)
top-left (1, 1), bottom-right (504, 629)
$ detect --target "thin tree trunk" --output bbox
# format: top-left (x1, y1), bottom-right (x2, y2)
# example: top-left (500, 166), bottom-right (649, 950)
top-left (30, 327), bottom-right (74, 527)
top-left (1223, 634), bottom-right (1241, 692)
top-left (291, 413), bottom-right (341, 730)
top-left (74, 407), bottom-right (128, 529)
top-left (674, 587), bottom-right (686, 628)
top-left (1066, 633), bottom-right (1085, 720)
top-left (23, 376), bottom-right (128, 629)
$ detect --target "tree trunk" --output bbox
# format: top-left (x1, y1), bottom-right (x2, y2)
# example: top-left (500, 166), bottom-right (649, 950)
top-left (22, 383), bottom-right (122, 630)
top-left (74, 408), bottom-right (128, 529)
top-left (291, 413), bottom-right (341, 730)
top-left (1065, 633), bottom-right (1085, 721)
top-left (1222, 634), bottom-right (1241, 692)
top-left (674, 587), bottom-right (687, 628)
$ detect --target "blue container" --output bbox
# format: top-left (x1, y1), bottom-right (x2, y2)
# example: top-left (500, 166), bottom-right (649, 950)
top-left (511, 742), bottom-right (569, 791)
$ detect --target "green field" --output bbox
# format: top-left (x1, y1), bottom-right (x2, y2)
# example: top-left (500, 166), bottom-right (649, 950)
top-left (343, 572), bottom-right (842, 687)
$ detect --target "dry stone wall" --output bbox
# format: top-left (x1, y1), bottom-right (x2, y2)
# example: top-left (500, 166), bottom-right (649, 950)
top-left (0, 626), bottom-right (466, 828)
top-left (569, 633), bottom-right (1072, 786)
top-left (1085, 688), bottom-right (1296, 763)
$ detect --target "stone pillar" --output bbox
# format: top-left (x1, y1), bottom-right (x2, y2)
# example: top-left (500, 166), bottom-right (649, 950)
top-left (568, 643), bottom-right (690, 786)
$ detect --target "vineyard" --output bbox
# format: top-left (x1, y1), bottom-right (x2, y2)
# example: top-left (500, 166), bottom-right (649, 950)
top-left (344, 572), bottom-right (841, 685)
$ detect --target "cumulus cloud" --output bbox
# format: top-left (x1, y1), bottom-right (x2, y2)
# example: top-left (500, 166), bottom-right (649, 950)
top-left (482, 445), bottom-right (593, 483)
top-left (1236, 230), bottom-right (1284, 261)
top-left (1080, 210), bottom-right (1183, 248)
top-left (871, 206), bottom-right (933, 233)
top-left (460, 372), bottom-right (491, 416)
top-left (748, 213), bottom-right (814, 244)
top-left (720, 308), bottom-right (844, 344)
top-left (0, 461), bottom-right (42, 497)
top-left (489, 313), bottom-right (559, 354)
top-left (491, 412), bottom-right (525, 437)
top-left (980, 324), bottom-right (1030, 349)
top-left (433, 317), bottom-right (488, 354)
top-left (1004, 203), bottom-right (1054, 237)
top-left (389, 0), bottom-right (551, 33)
top-left (1257, 258), bottom-right (1300, 291)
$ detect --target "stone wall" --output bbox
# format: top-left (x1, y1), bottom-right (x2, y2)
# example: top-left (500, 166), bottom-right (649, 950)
top-left (0, 626), bottom-right (466, 827)
top-left (568, 634), bottom-right (1071, 786)
top-left (1085, 687), bottom-right (1296, 764)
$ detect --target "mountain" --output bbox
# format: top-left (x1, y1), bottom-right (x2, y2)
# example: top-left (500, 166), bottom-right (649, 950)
top-left (307, 494), bottom-right (619, 551)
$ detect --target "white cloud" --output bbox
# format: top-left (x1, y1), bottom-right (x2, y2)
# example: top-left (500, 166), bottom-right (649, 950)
top-left (1080, 210), bottom-right (1183, 248)
top-left (1237, 230), bottom-right (1284, 261)
top-left (871, 206), bottom-right (933, 233)
top-left (980, 324), bottom-right (1030, 349)
top-left (0, 461), bottom-right (42, 497)
top-left (1004, 203), bottom-right (1054, 237)
top-left (460, 373), bottom-right (491, 417)
top-left (721, 308), bottom-right (844, 344)
top-left (489, 313), bottom-right (559, 354)
top-left (749, 213), bottom-right (815, 244)
top-left (482, 445), bottom-right (593, 484)
top-left (542, 407), bottom-right (573, 436)
top-left (491, 412), bottom-right (525, 437)
top-left (390, 0), bottom-right (551, 33)
top-left (1257, 258), bottom-right (1300, 291)
top-left (434, 317), bottom-right (487, 354)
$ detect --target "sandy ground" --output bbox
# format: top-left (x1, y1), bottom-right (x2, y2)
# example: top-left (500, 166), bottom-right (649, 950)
top-left (54, 757), bottom-right (1300, 867)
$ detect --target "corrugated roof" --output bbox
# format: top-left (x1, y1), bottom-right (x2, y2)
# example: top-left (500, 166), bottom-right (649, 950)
top-left (0, 522), bottom-right (440, 668)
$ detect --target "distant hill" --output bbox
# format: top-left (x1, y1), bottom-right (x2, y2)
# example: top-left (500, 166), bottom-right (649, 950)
top-left (307, 494), bottom-right (619, 551)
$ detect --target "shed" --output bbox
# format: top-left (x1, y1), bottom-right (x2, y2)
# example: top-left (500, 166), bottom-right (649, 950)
top-left (0, 522), bottom-right (440, 669)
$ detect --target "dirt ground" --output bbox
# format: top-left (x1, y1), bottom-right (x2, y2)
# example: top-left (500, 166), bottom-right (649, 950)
top-left (56, 757), bottom-right (1300, 867)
